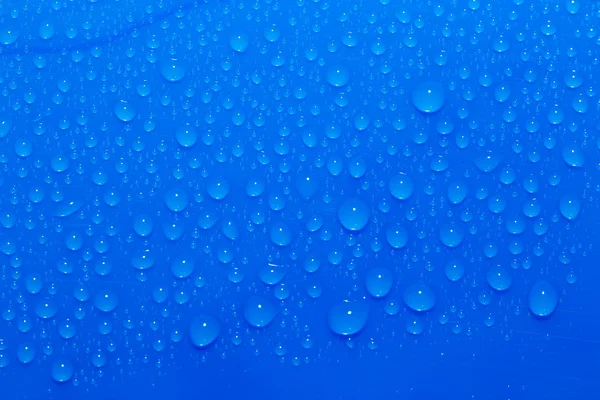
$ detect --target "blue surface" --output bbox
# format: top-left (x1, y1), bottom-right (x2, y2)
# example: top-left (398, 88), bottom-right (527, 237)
top-left (1, 0), bottom-right (600, 399)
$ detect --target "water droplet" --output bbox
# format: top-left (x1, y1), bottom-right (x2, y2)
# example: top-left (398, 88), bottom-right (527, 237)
top-left (411, 82), bottom-right (445, 113)
top-left (528, 281), bottom-right (558, 317)
top-left (365, 267), bottom-right (394, 298)
top-left (327, 66), bottom-right (350, 87)
top-left (17, 343), bottom-right (35, 364)
top-left (35, 298), bottom-right (58, 319)
top-left (338, 198), bottom-right (370, 231)
top-left (51, 359), bottom-right (74, 383)
top-left (439, 224), bottom-right (465, 248)
top-left (444, 259), bottom-right (464, 282)
top-left (385, 224), bottom-right (408, 249)
top-left (164, 188), bottom-right (189, 212)
top-left (161, 58), bottom-right (187, 82)
top-left (486, 265), bottom-right (513, 291)
top-left (562, 144), bottom-right (585, 167)
top-left (403, 283), bottom-right (436, 312)
top-left (259, 264), bottom-right (287, 285)
top-left (207, 178), bottom-right (230, 200)
top-left (176, 124), bottom-right (199, 148)
top-left (388, 174), bottom-right (414, 200)
top-left (269, 222), bottom-right (292, 246)
top-left (405, 317), bottom-right (425, 335)
top-left (189, 316), bottom-right (220, 348)
top-left (244, 296), bottom-right (276, 328)
top-left (328, 300), bottom-right (369, 336)
top-left (230, 33), bottom-right (249, 52)
top-left (559, 194), bottom-right (581, 220)
top-left (133, 214), bottom-right (154, 237)
top-left (447, 182), bottom-right (468, 204)
top-left (170, 257), bottom-right (195, 279)
top-left (93, 290), bottom-right (118, 313)
top-left (114, 100), bottom-right (136, 122)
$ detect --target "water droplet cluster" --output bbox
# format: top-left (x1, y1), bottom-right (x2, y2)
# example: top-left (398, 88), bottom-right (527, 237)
top-left (0, 0), bottom-right (596, 389)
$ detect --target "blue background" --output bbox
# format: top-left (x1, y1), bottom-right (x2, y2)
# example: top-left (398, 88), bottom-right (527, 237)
top-left (0, 0), bottom-right (599, 399)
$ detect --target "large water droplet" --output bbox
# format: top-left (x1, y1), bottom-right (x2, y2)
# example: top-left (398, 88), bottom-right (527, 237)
top-left (388, 174), bottom-right (414, 200)
top-left (259, 264), bottom-right (287, 285)
top-left (269, 222), bottom-right (292, 246)
top-left (445, 260), bottom-right (465, 282)
top-left (439, 223), bottom-right (465, 248)
top-left (207, 178), bottom-right (230, 200)
top-left (189, 316), bottom-right (220, 348)
top-left (230, 33), bottom-right (249, 52)
top-left (93, 290), bottom-right (118, 313)
top-left (17, 343), bottom-right (35, 364)
top-left (385, 224), bottom-right (408, 249)
top-left (114, 101), bottom-right (136, 122)
top-left (170, 257), bottom-right (195, 279)
top-left (338, 198), bottom-right (370, 231)
top-left (164, 188), bottom-right (189, 213)
top-left (562, 144), bottom-right (585, 167)
top-left (327, 66), bottom-right (350, 87)
top-left (161, 58), bottom-right (187, 82)
top-left (559, 194), bottom-right (581, 221)
top-left (528, 281), bottom-right (558, 317)
top-left (411, 82), bottom-right (445, 113)
top-left (486, 265), bottom-right (513, 291)
top-left (51, 359), bottom-right (74, 383)
top-left (327, 300), bottom-right (369, 336)
top-left (403, 283), bottom-right (436, 312)
top-left (365, 267), bottom-right (394, 298)
top-left (176, 124), bottom-right (199, 148)
top-left (243, 296), bottom-right (276, 328)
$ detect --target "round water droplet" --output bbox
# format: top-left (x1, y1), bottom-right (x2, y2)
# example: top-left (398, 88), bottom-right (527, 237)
top-left (25, 273), bottom-right (44, 295)
top-left (36, 298), bottom-right (58, 319)
top-left (447, 182), bottom-right (468, 204)
top-left (445, 260), bottom-right (465, 282)
top-left (269, 222), bottom-right (292, 246)
top-left (170, 257), bottom-right (195, 279)
top-left (338, 198), bottom-right (370, 231)
top-left (486, 265), bottom-right (513, 291)
top-left (474, 151), bottom-right (502, 172)
top-left (161, 58), bottom-right (187, 82)
top-left (388, 174), bottom-right (414, 200)
top-left (189, 316), bottom-right (220, 348)
top-left (93, 290), bottom-right (118, 313)
top-left (230, 33), bottom-right (249, 52)
top-left (0, 27), bottom-right (19, 45)
top-left (365, 267), bottom-right (394, 298)
top-left (164, 188), bottom-right (189, 212)
top-left (114, 101), bottom-right (136, 122)
top-left (405, 317), bottom-right (425, 335)
top-left (51, 359), bottom-right (74, 383)
top-left (327, 66), bottom-right (350, 87)
top-left (528, 280), bottom-right (558, 317)
top-left (562, 144), bottom-right (585, 167)
top-left (385, 224), bottom-right (408, 249)
top-left (559, 194), bottom-right (581, 221)
top-left (17, 343), bottom-right (35, 364)
top-left (411, 82), bottom-right (445, 113)
top-left (403, 283), bottom-right (436, 312)
top-left (327, 300), bottom-right (369, 336)
top-left (133, 214), bottom-right (154, 237)
top-left (207, 178), bottom-right (230, 200)
top-left (244, 296), bottom-right (276, 328)
top-left (439, 224), bottom-right (464, 248)
top-left (259, 264), bottom-right (286, 285)
top-left (176, 124), bottom-right (198, 148)
top-left (296, 174), bottom-right (319, 200)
